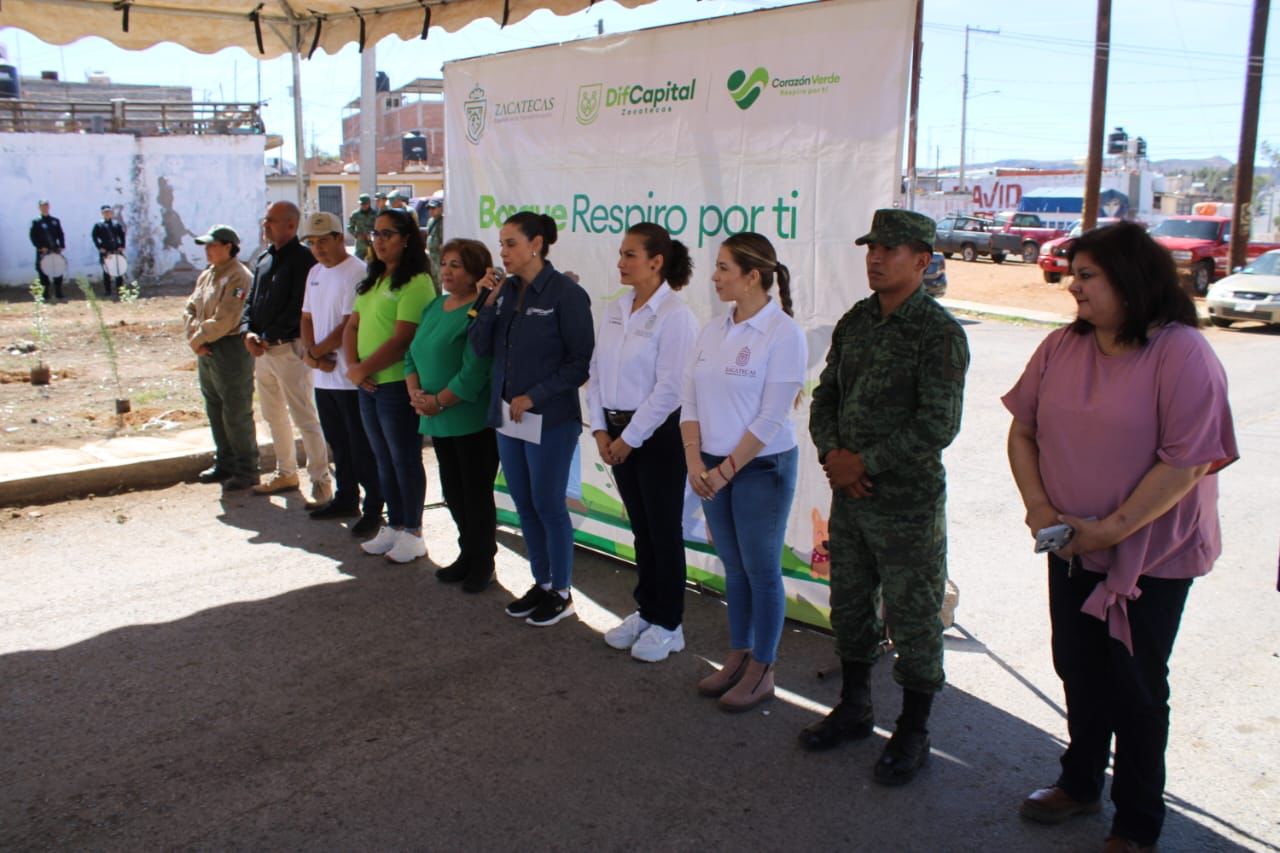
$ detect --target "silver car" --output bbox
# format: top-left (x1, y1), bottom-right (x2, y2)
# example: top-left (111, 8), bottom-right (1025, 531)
top-left (1206, 250), bottom-right (1280, 328)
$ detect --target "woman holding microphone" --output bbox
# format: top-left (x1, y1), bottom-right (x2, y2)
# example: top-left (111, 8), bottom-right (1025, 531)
top-left (588, 223), bottom-right (698, 663)
top-left (469, 212), bottom-right (594, 627)
top-left (681, 232), bottom-right (806, 712)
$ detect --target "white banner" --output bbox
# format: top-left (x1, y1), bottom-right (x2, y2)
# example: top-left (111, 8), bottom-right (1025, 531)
top-left (444, 0), bottom-right (913, 628)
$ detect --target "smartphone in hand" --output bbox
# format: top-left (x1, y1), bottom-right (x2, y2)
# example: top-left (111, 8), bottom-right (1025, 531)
top-left (1034, 523), bottom-right (1075, 554)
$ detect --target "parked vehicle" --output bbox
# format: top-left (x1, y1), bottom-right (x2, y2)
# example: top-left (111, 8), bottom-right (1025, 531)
top-left (923, 252), bottom-right (947, 297)
top-left (989, 212), bottom-right (1068, 264)
top-left (1205, 249), bottom-right (1280, 328)
top-left (934, 213), bottom-right (1005, 263)
top-left (1149, 215), bottom-right (1280, 295)
top-left (1037, 217), bottom-right (1121, 283)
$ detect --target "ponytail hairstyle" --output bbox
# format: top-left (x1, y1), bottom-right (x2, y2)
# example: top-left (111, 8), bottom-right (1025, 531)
top-left (358, 208), bottom-right (428, 294)
top-left (504, 211), bottom-right (558, 259)
top-left (720, 231), bottom-right (793, 316)
top-left (625, 222), bottom-right (693, 290)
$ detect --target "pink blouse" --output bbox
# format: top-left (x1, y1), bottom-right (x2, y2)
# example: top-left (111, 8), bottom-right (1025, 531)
top-left (1002, 323), bottom-right (1238, 652)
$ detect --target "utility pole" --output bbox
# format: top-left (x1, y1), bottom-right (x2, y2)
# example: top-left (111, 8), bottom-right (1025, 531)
top-left (1231, 0), bottom-right (1270, 271)
top-left (1082, 0), bottom-right (1112, 231)
top-left (906, 0), bottom-right (923, 209)
top-left (959, 24), bottom-right (999, 193)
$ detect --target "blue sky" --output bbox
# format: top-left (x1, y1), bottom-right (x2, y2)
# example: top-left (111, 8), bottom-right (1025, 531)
top-left (2, 0), bottom-right (1277, 169)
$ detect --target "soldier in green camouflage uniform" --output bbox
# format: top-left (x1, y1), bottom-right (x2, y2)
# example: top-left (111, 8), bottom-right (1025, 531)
top-left (804, 208), bottom-right (969, 787)
top-left (347, 193), bottom-right (377, 263)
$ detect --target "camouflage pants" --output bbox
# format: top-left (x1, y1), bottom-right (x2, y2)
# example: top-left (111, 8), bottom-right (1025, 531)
top-left (828, 497), bottom-right (947, 693)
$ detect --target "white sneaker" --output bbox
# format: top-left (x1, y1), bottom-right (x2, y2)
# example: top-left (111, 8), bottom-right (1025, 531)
top-left (385, 530), bottom-right (428, 564)
top-left (630, 624), bottom-right (685, 663)
top-left (360, 526), bottom-right (400, 555)
top-left (604, 612), bottom-right (651, 650)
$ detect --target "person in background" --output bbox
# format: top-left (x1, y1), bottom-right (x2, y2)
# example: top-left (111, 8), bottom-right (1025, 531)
top-left (1004, 222), bottom-right (1237, 853)
top-left (589, 222), bottom-right (697, 662)
top-left (184, 225), bottom-right (259, 491)
top-left (373, 191), bottom-right (388, 214)
top-left (389, 190), bottom-right (418, 227)
top-left (681, 232), bottom-right (806, 712)
top-left (425, 198), bottom-right (444, 292)
top-left (240, 201), bottom-right (332, 504)
top-left (91, 204), bottom-right (126, 298)
top-left (348, 193), bottom-right (377, 263)
top-left (30, 199), bottom-right (65, 300)
top-left (407, 238), bottom-right (499, 593)
top-left (805, 209), bottom-right (969, 787)
top-left (299, 211), bottom-right (384, 539)
top-left (469, 212), bottom-right (594, 627)
top-left (344, 208), bottom-right (436, 564)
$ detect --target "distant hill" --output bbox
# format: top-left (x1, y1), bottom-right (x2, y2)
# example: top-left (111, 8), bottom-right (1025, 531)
top-left (955, 155), bottom-right (1257, 176)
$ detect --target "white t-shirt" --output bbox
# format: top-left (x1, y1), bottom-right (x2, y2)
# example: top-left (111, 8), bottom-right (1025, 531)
top-left (301, 254), bottom-right (365, 391)
top-left (681, 297), bottom-right (807, 457)
top-left (586, 282), bottom-right (698, 447)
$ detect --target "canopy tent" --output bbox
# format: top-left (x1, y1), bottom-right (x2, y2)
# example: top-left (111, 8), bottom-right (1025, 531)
top-left (0, 0), bottom-right (655, 202)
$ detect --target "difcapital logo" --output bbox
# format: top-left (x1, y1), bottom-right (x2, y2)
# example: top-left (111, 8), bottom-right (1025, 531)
top-left (578, 79), bottom-right (698, 122)
top-left (577, 83), bottom-right (603, 125)
top-left (464, 85), bottom-right (487, 144)
top-left (727, 67), bottom-right (768, 110)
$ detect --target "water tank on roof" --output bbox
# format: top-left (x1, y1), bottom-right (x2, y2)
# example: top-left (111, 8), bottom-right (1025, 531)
top-left (402, 131), bottom-right (427, 162)
top-left (376, 72), bottom-right (390, 93)
top-left (1135, 137), bottom-right (1147, 158)
top-left (1107, 126), bottom-right (1128, 155)
top-left (0, 63), bottom-right (19, 99)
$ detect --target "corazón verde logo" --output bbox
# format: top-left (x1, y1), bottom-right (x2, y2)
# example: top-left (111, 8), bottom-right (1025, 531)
top-left (726, 67), bottom-right (768, 111)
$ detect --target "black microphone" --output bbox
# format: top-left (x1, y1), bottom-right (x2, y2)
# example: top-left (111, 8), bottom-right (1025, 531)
top-left (468, 267), bottom-right (504, 319)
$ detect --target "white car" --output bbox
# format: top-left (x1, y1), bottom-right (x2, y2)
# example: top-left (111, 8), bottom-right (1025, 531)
top-left (1205, 249), bottom-right (1280, 328)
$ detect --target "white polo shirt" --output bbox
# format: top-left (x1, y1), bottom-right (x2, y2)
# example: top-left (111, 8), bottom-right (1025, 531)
top-left (301, 254), bottom-right (365, 391)
top-left (586, 282), bottom-right (698, 447)
top-left (681, 297), bottom-right (807, 457)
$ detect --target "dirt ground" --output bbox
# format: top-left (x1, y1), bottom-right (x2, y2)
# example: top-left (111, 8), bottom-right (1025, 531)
top-left (0, 259), bottom-right (1165, 451)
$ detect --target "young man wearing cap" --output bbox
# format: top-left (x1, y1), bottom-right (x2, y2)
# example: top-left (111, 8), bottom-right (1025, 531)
top-left (300, 211), bottom-right (384, 537)
top-left (389, 190), bottom-right (418, 226)
top-left (240, 201), bottom-right (332, 503)
top-left (91, 205), bottom-right (127, 297)
top-left (185, 225), bottom-right (260, 490)
top-left (347, 194), bottom-right (376, 263)
top-left (804, 208), bottom-right (970, 786)
top-left (30, 199), bottom-right (66, 300)
top-left (424, 198), bottom-right (443, 291)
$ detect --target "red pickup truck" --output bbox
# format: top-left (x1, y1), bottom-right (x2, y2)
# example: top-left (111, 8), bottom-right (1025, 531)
top-left (989, 212), bottom-right (1068, 264)
top-left (1149, 215), bottom-right (1280, 295)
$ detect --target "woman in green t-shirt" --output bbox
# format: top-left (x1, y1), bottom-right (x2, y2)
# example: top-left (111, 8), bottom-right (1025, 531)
top-left (342, 209), bottom-right (436, 564)
top-left (406, 238), bottom-right (499, 592)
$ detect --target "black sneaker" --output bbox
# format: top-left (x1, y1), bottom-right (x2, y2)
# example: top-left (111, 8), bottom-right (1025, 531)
top-left (526, 591), bottom-right (575, 627)
top-left (350, 512), bottom-right (382, 538)
top-left (435, 559), bottom-right (469, 583)
top-left (197, 466), bottom-right (231, 484)
top-left (310, 502), bottom-right (360, 520)
top-left (506, 585), bottom-right (548, 618)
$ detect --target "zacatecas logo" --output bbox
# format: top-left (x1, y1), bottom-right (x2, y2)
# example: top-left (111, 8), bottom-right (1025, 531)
top-left (725, 67), bottom-right (842, 110)
top-left (727, 67), bottom-right (768, 110)
top-left (464, 85), bottom-right (487, 144)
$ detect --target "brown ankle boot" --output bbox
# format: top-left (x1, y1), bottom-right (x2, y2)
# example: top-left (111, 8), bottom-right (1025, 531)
top-left (718, 659), bottom-right (775, 712)
top-left (697, 649), bottom-right (750, 697)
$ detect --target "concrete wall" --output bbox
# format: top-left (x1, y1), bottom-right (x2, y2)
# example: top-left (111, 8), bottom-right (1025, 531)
top-left (0, 133), bottom-right (264, 288)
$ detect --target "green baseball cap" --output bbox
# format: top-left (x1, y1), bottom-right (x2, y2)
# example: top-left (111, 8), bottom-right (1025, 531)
top-left (358, 193), bottom-right (371, 203)
top-left (854, 209), bottom-right (936, 249)
top-left (195, 224), bottom-right (241, 246)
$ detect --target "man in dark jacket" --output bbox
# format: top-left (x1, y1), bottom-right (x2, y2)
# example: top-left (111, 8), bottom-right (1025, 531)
top-left (91, 205), bottom-right (127, 297)
top-left (30, 199), bottom-right (66, 299)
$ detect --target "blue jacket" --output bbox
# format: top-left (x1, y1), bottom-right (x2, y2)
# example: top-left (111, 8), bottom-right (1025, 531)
top-left (469, 261), bottom-right (594, 431)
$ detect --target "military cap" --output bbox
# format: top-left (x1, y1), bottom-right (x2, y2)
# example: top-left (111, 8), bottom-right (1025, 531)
top-left (100, 204), bottom-right (113, 211)
top-left (854, 208), bottom-right (936, 249)
top-left (426, 198), bottom-right (442, 209)
top-left (358, 193), bottom-right (371, 203)
top-left (194, 224), bottom-right (241, 246)
top-left (374, 191), bottom-right (388, 200)
top-left (38, 198), bottom-right (50, 205)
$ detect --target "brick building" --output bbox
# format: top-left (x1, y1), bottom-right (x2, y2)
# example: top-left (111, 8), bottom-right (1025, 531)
top-left (339, 77), bottom-right (444, 175)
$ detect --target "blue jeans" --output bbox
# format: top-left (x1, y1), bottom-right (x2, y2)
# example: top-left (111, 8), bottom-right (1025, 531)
top-left (358, 381), bottom-right (425, 530)
top-left (497, 419), bottom-right (581, 590)
top-left (700, 447), bottom-right (799, 664)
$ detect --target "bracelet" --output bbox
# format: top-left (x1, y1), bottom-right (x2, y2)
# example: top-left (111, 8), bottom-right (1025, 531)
top-left (726, 455), bottom-right (738, 474)
top-left (683, 440), bottom-right (698, 449)
top-left (718, 462), bottom-right (731, 480)
top-left (434, 394), bottom-right (444, 410)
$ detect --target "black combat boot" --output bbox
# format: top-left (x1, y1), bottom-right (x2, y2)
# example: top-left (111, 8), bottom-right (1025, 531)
top-left (798, 660), bottom-right (874, 751)
top-left (874, 688), bottom-right (933, 786)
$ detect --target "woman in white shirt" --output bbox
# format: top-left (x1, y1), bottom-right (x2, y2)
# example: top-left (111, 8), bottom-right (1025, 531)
top-left (681, 232), bottom-right (806, 712)
top-left (588, 223), bottom-right (698, 663)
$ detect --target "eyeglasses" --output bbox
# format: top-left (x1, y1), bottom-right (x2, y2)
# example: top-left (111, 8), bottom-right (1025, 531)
top-left (370, 229), bottom-right (402, 241)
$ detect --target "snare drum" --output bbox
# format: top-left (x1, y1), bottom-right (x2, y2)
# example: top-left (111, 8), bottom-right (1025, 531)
top-left (102, 253), bottom-right (128, 277)
top-left (38, 252), bottom-right (68, 277)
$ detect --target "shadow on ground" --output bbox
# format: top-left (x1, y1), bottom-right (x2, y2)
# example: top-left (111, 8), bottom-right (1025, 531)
top-left (0, 497), bottom-right (1254, 851)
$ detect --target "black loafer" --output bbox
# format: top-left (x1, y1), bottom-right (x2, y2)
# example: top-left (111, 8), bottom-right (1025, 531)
top-left (310, 502), bottom-right (360, 520)
top-left (198, 466), bottom-right (231, 484)
top-left (351, 513), bottom-right (382, 538)
top-left (873, 729), bottom-right (930, 786)
top-left (222, 475), bottom-right (259, 492)
top-left (799, 700), bottom-right (875, 751)
top-left (435, 560), bottom-right (469, 583)
top-left (462, 572), bottom-right (494, 594)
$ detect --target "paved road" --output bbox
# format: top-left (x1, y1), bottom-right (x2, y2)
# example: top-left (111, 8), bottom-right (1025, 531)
top-left (1, 318), bottom-right (1276, 851)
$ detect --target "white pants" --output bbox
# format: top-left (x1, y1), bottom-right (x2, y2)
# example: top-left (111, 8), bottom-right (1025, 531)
top-left (255, 341), bottom-right (330, 482)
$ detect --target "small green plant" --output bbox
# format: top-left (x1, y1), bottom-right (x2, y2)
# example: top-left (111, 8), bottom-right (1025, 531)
top-left (118, 279), bottom-right (142, 304)
top-left (76, 276), bottom-right (127, 408)
top-left (29, 279), bottom-right (51, 355)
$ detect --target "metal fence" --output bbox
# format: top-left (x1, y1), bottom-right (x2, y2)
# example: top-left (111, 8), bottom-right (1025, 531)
top-left (0, 99), bottom-right (264, 136)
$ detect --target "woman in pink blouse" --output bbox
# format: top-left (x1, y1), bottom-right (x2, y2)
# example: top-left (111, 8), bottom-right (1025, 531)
top-left (1002, 222), bottom-right (1237, 853)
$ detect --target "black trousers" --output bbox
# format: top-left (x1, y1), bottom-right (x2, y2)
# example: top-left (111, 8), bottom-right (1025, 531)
top-left (608, 411), bottom-right (688, 630)
top-left (102, 272), bottom-right (123, 295)
top-left (433, 428), bottom-right (500, 580)
top-left (315, 387), bottom-right (383, 516)
top-left (1048, 554), bottom-right (1192, 845)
